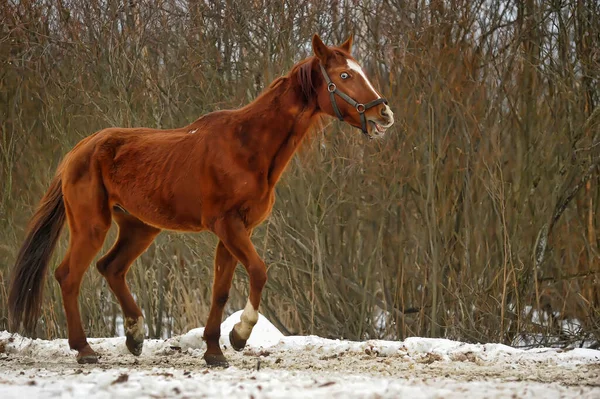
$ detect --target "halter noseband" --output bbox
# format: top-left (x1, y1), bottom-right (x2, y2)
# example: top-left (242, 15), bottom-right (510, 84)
top-left (319, 63), bottom-right (388, 137)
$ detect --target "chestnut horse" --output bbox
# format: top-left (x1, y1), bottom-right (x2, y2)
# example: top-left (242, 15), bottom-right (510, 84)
top-left (8, 34), bottom-right (394, 367)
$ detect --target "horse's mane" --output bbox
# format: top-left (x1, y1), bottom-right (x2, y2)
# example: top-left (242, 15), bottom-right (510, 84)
top-left (288, 50), bottom-right (349, 102)
top-left (294, 56), bottom-right (317, 101)
top-left (267, 56), bottom-right (318, 102)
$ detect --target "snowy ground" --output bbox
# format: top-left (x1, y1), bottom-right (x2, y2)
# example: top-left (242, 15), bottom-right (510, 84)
top-left (1, 312), bottom-right (598, 398)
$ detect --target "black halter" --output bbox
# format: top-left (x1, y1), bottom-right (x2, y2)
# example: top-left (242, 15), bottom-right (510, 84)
top-left (319, 63), bottom-right (388, 137)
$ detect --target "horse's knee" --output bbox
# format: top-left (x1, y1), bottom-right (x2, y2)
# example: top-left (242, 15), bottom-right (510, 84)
top-left (89, 224), bottom-right (110, 247)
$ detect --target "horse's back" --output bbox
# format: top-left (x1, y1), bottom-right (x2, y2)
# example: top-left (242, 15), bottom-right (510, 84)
top-left (60, 126), bottom-right (184, 183)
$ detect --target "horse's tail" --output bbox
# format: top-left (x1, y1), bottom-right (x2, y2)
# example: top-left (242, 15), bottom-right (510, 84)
top-left (8, 174), bottom-right (66, 333)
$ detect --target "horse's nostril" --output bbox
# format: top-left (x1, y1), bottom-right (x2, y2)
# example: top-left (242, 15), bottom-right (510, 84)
top-left (380, 107), bottom-right (388, 117)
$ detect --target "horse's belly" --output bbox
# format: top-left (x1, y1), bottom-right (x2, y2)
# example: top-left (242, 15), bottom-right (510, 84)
top-left (111, 195), bottom-right (205, 232)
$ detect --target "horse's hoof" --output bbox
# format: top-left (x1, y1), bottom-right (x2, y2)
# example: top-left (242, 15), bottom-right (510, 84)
top-left (77, 354), bottom-right (99, 364)
top-left (76, 345), bottom-right (99, 364)
top-left (126, 334), bottom-right (144, 356)
top-left (204, 353), bottom-right (229, 368)
top-left (76, 347), bottom-right (99, 364)
top-left (229, 328), bottom-right (247, 352)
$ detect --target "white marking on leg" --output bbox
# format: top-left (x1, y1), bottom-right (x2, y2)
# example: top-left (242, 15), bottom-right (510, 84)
top-left (234, 300), bottom-right (258, 341)
top-left (347, 59), bottom-right (381, 99)
top-left (125, 316), bottom-right (145, 342)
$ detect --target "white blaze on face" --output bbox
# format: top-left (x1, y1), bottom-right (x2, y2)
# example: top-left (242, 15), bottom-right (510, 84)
top-left (346, 59), bottom-right (381, 99)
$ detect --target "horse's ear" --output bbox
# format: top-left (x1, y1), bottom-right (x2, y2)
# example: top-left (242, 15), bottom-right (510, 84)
top-left (312, 34), bottom-right (330, 63)
top-left (339, 34), bottom-right (353, 53)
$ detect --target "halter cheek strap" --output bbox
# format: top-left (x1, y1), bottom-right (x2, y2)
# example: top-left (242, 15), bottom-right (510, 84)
top-left (319, 64), bottom-right (388, 136)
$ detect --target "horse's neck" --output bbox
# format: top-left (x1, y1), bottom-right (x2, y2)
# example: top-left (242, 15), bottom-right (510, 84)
top-left (267, 104), bottom-right (319, 186)
top-left (240, 77), bottom-right (319, 187)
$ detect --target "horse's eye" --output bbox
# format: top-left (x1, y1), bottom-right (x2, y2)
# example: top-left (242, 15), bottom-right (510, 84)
top-left (340, 72), bottom-right (349, 80)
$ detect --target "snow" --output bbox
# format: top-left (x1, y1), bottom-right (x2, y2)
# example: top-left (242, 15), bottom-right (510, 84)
top-left (167, 310), bottom-right (284, 355)
top-left (1, 311), bottom-right (599, 398)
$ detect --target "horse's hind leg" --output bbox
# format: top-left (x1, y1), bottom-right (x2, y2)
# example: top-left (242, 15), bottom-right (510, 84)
top-left (54, 196), bottom-right (111, 364)
top-left (96, 211), bottom-right (160, 356)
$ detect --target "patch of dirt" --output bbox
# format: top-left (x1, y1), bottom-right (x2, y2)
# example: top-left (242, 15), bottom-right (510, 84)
top-left (111, 373), bottom-right (129, 384)
top-left (4, 345), bottom-right (598, 387)
top-left (0, 342), bottom-right (598, 398)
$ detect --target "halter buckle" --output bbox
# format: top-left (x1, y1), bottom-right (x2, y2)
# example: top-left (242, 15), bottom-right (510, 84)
top-left (327, 83), bottom-right (337, 93)
top-left (356, 103), bottom-right (365, 113)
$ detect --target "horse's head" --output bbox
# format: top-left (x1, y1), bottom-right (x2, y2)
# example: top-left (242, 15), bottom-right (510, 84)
top-left (312, 34), bottom-right (394, 139)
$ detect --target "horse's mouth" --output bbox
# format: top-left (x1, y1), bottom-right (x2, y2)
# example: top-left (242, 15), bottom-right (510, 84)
top-left (367, 120), bottom-right (391, 138)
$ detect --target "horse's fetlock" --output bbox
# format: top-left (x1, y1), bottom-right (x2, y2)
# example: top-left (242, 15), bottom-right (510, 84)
top-left (125, 316), bottom-right (145, 356)
top-left (68, 338), bottom-right (89, 351)
top-left (125, 316), bottom-right (145, 341)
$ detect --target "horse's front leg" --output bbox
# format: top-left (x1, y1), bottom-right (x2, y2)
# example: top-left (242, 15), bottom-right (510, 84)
top-left (212, 217), bottom-right (267, 354)
top-left (203, 241), bottom-right (238, 367)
